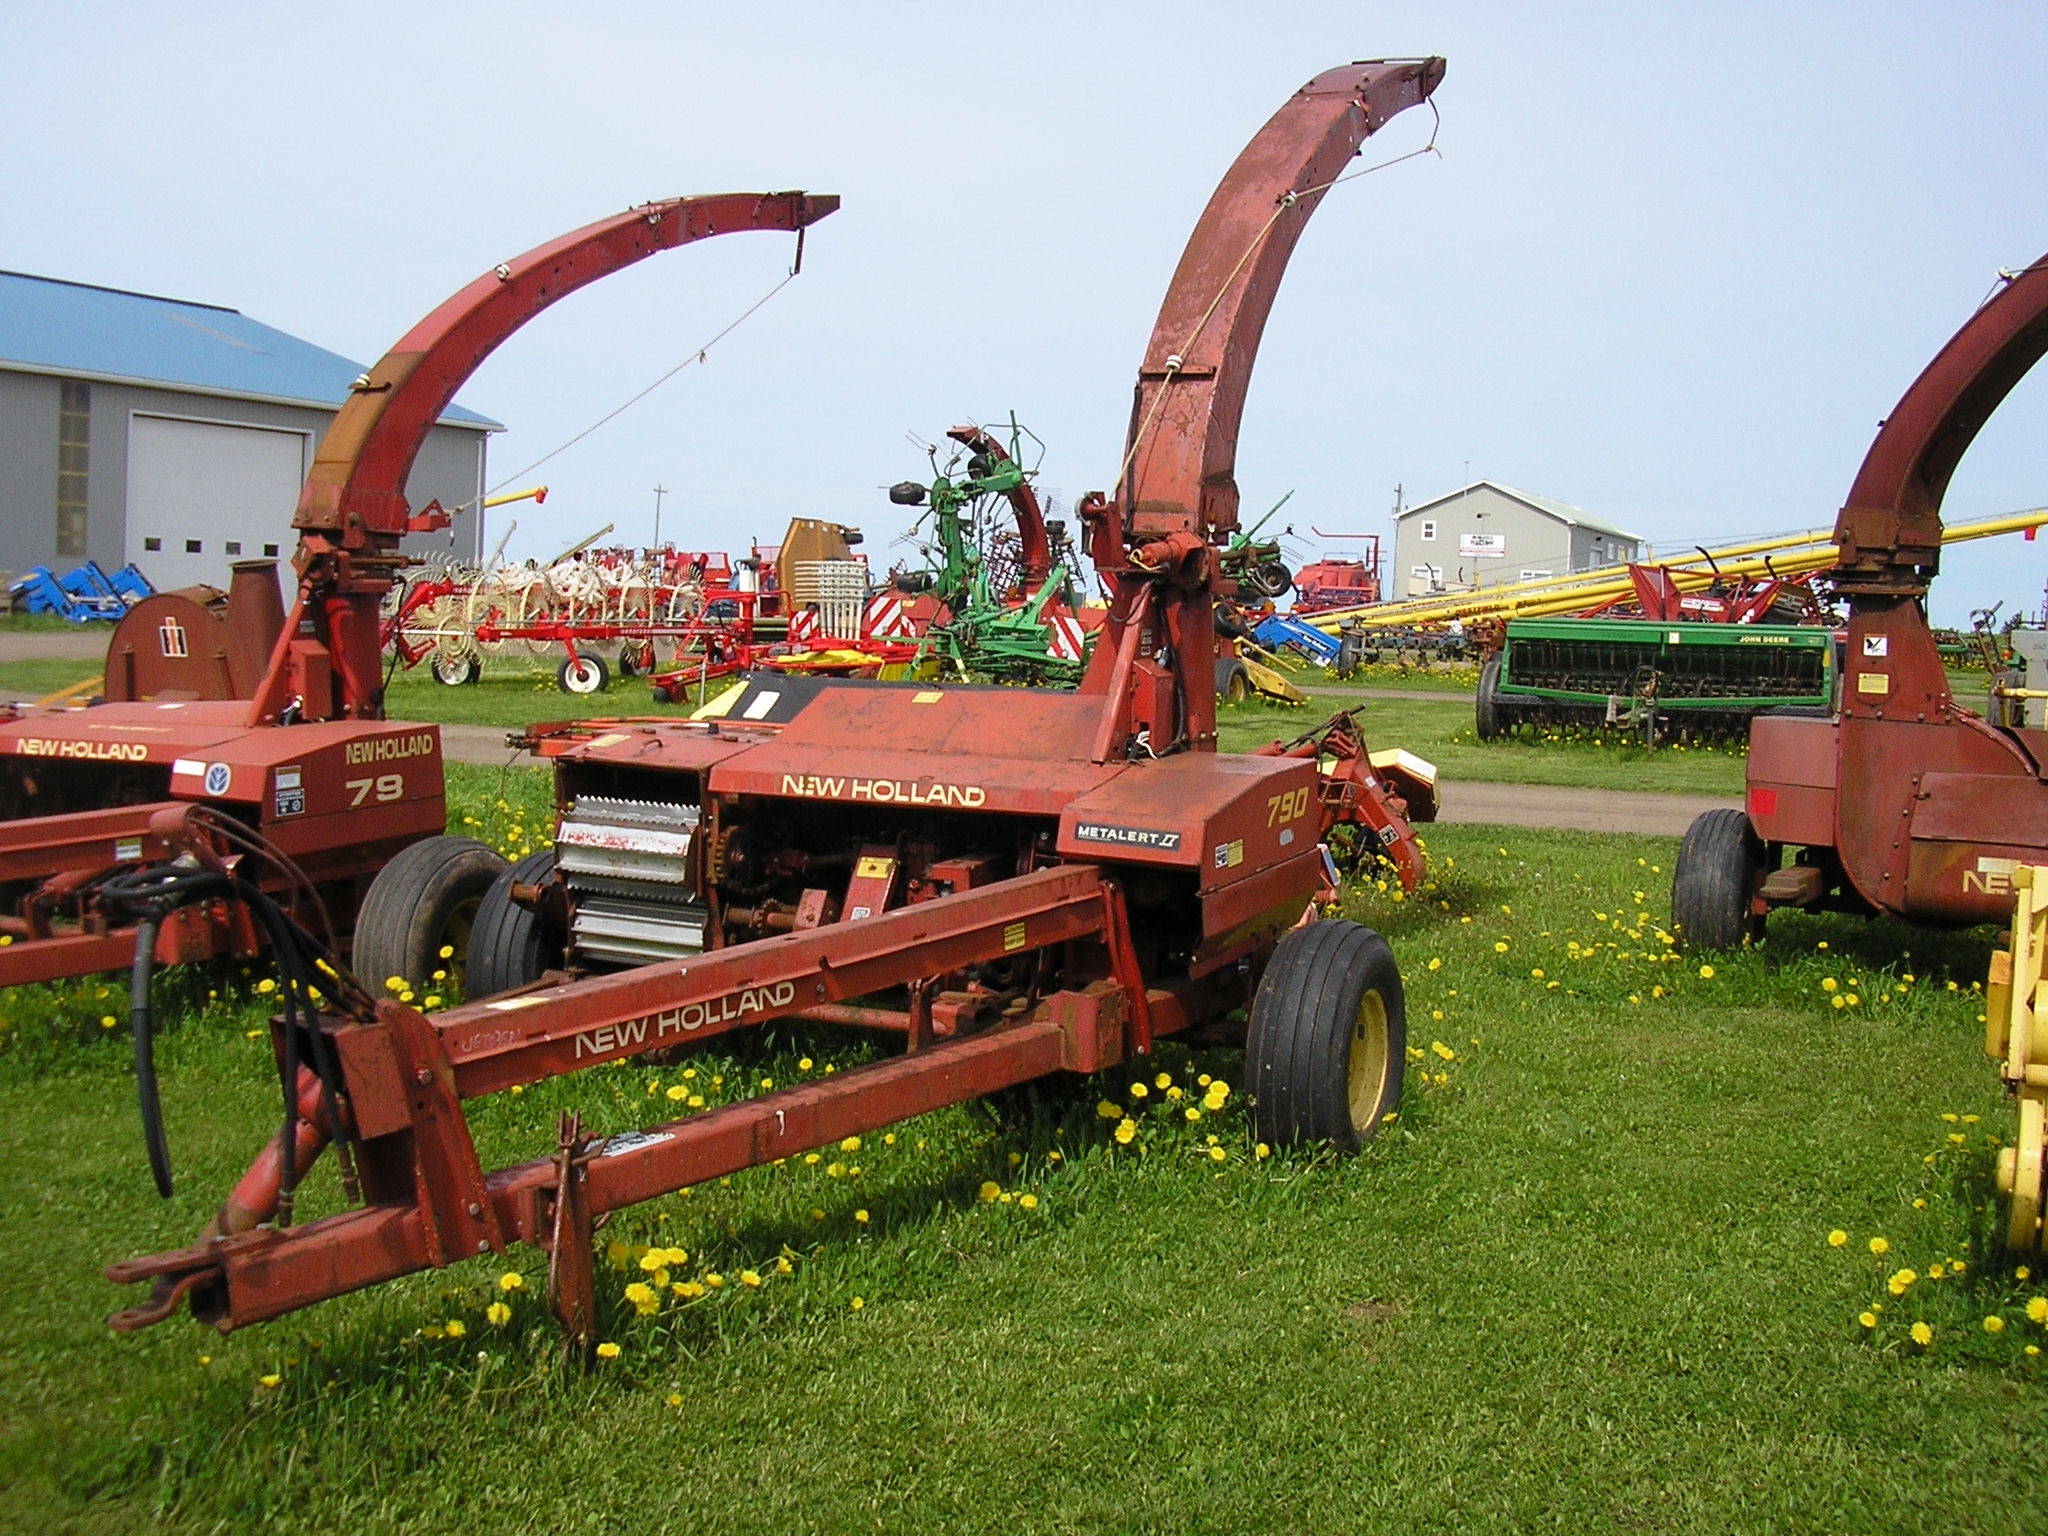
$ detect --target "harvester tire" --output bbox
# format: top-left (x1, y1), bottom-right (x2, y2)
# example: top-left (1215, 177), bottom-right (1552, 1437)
top-left (469, 849), bottom-right (565, 999)
top-left (1672, 809), bottom-right (1765, 950)
top-left (1220, 660), bottom-right (1252, 706)
top-left (1475, 655), bottom-right (1505, 740)
top-left (352, 836), bottom-right (507, 995)
top-left (432, 654), bottom-right (482, 686)
top-left (1246, 920), bottom-right (1405, 1151)
top-left (558, 655), bottom-right (611, 695)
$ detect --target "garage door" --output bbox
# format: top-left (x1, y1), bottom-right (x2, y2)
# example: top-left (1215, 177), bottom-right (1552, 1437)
top-left (126, 416), bottom-right (308, 591)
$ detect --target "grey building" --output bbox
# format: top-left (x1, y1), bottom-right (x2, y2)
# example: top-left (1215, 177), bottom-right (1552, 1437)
top-left (1392, 480), bottom-right (1642, 596)
top-left (0, 270), bottom-right (498, 592)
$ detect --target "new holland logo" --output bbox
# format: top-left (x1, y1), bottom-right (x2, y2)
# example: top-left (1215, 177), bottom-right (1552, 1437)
top-left (158, 618), bottom-right (189, 659)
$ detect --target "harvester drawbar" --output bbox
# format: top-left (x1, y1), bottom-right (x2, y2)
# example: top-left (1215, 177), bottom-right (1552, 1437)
top-left (105, 57), bottom-right (1446, 1348)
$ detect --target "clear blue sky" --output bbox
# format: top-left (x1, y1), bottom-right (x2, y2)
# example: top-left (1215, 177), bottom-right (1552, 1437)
top-left (6, 1), bottom-right (2045, 624)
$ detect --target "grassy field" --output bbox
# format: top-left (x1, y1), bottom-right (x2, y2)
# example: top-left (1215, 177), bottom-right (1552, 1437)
top-left (1, 775), bottom-right (2043, 1533)
top-left (1217, 694), bottom-right (1750, 796)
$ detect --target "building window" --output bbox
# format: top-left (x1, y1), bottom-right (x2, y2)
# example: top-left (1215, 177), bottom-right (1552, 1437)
top-left (143, 537), bottom-right (162, 552)
top-left (56, 381), bottom-right (89, 558)
top-left (225, 541), bottom-right (242, 555)
top-left (1419, 520), bottom-right (1437, 542)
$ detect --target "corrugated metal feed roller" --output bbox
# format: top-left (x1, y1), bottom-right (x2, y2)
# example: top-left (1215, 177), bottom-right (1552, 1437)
top-left (557, 795), bottom-right (709, 966)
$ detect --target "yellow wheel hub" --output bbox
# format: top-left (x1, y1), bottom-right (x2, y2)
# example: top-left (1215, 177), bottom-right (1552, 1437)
top-left (1345, 988), bottom-right (1392, 1137)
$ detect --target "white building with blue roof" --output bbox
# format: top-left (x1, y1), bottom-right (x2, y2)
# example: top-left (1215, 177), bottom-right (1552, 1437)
top-left (0, 270), bottom-right (498, 590)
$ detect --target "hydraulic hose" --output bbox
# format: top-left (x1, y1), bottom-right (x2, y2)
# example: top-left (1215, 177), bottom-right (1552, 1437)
top-left (129, 910), bottom-right (171, 1198)
top-left (103, 856), bottom-right (364, 1220)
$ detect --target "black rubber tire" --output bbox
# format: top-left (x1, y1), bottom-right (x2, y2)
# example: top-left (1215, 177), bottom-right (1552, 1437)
top-left (351, 836), bottom-right (507, 994)
top-left (558, 654), bottom-right (611, 695)
top-left (1671, 808), bottom-right (1766, 950)
top-left (1475, 654), bottom-right (1505, 740)
top-left (1335, 631), bottom-right (1365, 681)
top-left (1222, 661), bottom-right (1252, 706)
top-left (432, 654), bottom-right (481, 686)
top-left (468, 848), bottom-right (565, 999)
top-left (1246, 920), bottom-right (1406, 1151)
top-left (1246, 560), bottom-right (1293, 598)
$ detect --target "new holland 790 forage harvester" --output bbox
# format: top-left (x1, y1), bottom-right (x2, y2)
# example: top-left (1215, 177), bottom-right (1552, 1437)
top-left (104, 57), bottom-right (1446, 1347)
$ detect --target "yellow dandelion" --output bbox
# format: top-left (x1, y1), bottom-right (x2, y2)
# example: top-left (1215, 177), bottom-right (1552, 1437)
top-left (850, 1296), bottom-right (865, 1310)
top-left (740, 1270), bottom-right (762, 1288)
top-left (1858, 1311), bottom-right (1877, 1329)
top-left (1827, 1229), bottom-right (1847, 1247)
top-left (1910, 1322), bottom-right (1932, 1346)
top-left (595, 1341), bottom-right (621, 1360)
top-left (1985, 1315), bottom-right (2007, 1334)
top-left (1869, 1237), bottom-right (1889, 1255)
top-left (486, 1302), bottom-right (510, 1326)
top-left (1019, 1193), bottom-right (1039, 1210)
top-left (1208, 1146), bottom-right (1227, 1163)
top-left (1113, 1118), bottom-right (1137, 1145)
top-left (499, 1271), bottom-right (525, 1292)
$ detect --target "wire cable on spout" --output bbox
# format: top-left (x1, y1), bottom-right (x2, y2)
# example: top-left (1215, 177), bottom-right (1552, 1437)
top-left (1113, 96), bottom-right (1442, 504)
top-left (484, 268), bottom-right (801, 496)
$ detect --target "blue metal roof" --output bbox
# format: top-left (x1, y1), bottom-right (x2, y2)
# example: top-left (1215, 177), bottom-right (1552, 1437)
top-left (0, 270), bottom-right (499, 429)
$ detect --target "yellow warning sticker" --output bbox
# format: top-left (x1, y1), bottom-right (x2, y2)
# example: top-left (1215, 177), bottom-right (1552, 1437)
top-left (1856, 672), bottom-right (1890, 696)
top-left (912, 690), bottom-right (944, 704)
top-left (854, 855), bottom-right (896, 880)
top-left (1003, 921), bottom-right (1028, 953)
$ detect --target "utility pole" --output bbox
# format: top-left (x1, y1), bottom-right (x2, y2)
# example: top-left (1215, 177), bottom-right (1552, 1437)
top-left (652, 484), bottom-right (668, 551)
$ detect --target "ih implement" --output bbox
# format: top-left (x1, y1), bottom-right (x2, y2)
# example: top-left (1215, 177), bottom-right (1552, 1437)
top-left (104, 57), bottom-right (1445, 1346)
top-left (0, 195), bottom-right (835, 995)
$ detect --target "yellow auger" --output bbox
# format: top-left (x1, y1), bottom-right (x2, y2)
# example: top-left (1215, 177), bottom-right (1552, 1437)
top-left (1304, 506), bottom-right (2048, 634)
